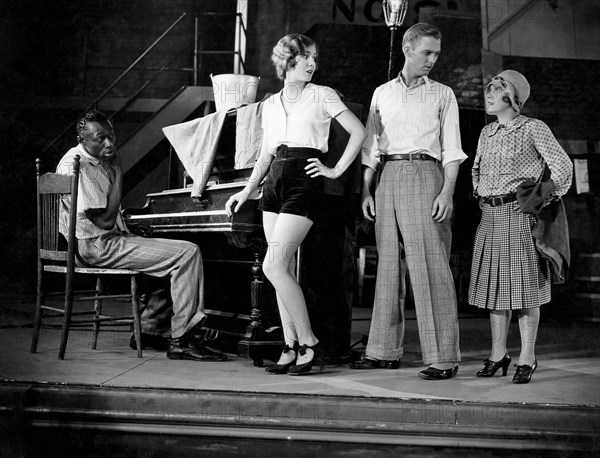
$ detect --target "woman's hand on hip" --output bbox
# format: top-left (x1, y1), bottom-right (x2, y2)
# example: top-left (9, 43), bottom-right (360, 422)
top-left (305, 158), bottom-right (338, 179)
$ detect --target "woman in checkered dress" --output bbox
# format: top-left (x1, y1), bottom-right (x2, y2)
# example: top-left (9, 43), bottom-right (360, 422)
top-left (469, 70), bottom-right (572, 384)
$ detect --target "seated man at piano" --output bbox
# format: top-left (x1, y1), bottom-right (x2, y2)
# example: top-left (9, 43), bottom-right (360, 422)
top-left (56, 109), bottom-right (227, 362)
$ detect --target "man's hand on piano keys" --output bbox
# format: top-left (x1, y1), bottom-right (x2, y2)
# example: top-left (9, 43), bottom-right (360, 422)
top-left (127, 222), bottom-right (154, 238)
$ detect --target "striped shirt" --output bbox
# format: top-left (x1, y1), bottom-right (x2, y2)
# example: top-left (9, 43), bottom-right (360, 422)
top-left (261, 83), bottom-right (348, 155)
top-left (361, 75), bottom-right (467, 170)
top-left (56, 144), bottom-right (127, 240)
top-left (472, 115), bottom-right (573, 198)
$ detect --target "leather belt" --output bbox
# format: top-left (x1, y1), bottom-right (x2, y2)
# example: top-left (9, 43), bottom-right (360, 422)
top-left (275, 145), bottom-right (321, 158)
top-left (381, 153), bottom-right (437, 162)
top-left (480, 193), bottom-right (517, 207)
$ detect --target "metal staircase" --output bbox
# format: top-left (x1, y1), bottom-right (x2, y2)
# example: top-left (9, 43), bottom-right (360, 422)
top-left (42, 3), bottom-right (249, 208)
top-left (119, 85), bottom-right (215, 207)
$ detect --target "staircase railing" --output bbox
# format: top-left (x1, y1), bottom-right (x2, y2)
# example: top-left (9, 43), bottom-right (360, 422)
top-left (42, 12), bottom-right (189, 157)
top-left (42, 4), bottom-right (249, 159)
top-left (109, 47), bottom-right (192, 123)
top-left (195, 11), bottom-right (248, 77)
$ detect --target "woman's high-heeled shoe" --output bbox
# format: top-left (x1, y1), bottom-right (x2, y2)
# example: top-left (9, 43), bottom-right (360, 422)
top-left (512, 359), bottom-right (538, 384)
top-left (476, 353), bottom-right (511, 377)
top-left (265, 341), bottom-right (298, 375)
top-left (288, 342), bottom-right (324, 376)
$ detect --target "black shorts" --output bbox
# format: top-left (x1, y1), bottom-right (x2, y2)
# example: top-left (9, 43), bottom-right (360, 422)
top-left (258, 145), bottom-right (324, 221)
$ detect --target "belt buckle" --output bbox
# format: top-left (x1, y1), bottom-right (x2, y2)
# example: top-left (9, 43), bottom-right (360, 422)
top-left (493, 196), bottom-right (503, 206)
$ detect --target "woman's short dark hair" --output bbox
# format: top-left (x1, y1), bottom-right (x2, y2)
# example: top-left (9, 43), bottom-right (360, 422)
top-left (271, 34), bottom-right (318, 81)
top-left (76, 110), bottom-right (111, 137)
top-left (402, 22), bottom-right (442, 49)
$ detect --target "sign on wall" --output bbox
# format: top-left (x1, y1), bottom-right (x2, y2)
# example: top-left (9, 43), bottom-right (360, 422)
top-left (331, 0), bottom-right (387, 25)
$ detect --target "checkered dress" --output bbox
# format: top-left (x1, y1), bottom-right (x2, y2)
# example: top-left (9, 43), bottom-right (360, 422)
top-left (468, 115), bottom-right (572, 310)
top-left (468, 201), bottom-right (551, 310)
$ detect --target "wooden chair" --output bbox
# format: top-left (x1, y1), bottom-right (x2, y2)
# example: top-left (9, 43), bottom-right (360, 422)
top-left (31, 155), bottom-right (143, 359)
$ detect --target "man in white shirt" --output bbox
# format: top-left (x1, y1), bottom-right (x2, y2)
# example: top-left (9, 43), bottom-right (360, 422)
top-left (349, 23), bottom-right (466, 379)
top-left (57, 110), bottom-right (227, 362)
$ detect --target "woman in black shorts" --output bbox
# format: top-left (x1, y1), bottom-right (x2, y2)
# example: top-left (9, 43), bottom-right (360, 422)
top-left (225, 33), bottom-right (366, 375)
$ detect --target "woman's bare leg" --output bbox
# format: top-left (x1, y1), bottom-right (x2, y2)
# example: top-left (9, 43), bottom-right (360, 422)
top-left (262, 211), bottom-right (317, 365)
top-left (517, 308), bottom-right (539, 366)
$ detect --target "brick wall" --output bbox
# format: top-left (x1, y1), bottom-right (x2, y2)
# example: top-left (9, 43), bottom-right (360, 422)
top-left (250, 1), bottom-right (485, 111)
top-left (499, 56), bottom-right (600, 252)
top-left (3, 0), bottom-right (237, 103)
top-left (503, 56), bottom-right (600, 142)
top-left (0, 0), bottom-right (240, 294)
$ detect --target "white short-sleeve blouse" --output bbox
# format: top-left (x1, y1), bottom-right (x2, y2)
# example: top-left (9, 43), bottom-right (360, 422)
top-left (261, 83), bottom-right (347, 154)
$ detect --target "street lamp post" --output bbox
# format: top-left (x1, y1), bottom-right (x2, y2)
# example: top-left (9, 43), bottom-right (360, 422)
top-left (382, 0), bottom-right (409, 81)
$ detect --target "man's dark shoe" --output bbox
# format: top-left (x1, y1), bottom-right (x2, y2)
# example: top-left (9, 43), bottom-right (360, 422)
top-left (191, 341), bottom-right (228, 361)
top-left (348, 357), bottom-right (400, 370)
top-left (167, 338), bottom-right (227, 361)
top-left (185, 315), bottom-right (209, 339)
top-left (188, 337), bottom-right (227, 362)
top-left (129, 333), bottom-right (169, 351)
top-left (418, 366), bottom-right (458, 380)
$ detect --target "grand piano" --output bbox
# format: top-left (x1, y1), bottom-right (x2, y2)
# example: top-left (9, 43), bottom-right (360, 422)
top-left (124, 103), bottom-right (363, 365)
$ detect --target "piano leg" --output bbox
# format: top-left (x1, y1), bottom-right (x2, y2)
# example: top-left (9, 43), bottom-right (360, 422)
top-left (236, 244), bottom-right (283, 367)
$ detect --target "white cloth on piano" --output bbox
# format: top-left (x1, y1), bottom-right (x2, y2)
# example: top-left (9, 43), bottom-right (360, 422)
top-left (235, 102), bottom-right (264, 169)
top-left (163, 110), bottom-right (227, 196)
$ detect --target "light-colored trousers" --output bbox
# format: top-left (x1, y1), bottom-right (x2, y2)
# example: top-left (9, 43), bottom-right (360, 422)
top-left (365, 160), bottom-right (461, 365)
top-left (78, 230), bottom-right (205, 339)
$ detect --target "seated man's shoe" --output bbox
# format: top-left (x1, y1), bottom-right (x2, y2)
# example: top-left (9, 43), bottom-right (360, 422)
top-left (348, 357), bottom-right (400, 370)
top-left (129, 333), bottom-right (169, 351)
top-left (418, 365), bottom-right (459, 380)
top-left (184, 315), bottom-right (209, 339)
top-left (189, 339), bottom-right (228, 362)
top-left (167, 338), bottom-right (227, 361)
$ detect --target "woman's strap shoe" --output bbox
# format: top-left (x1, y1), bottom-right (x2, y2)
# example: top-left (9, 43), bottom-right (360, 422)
top-left (418, 365), bottom-right (458, 380)
top-left (265, 342), bottom-right (298, 375)
top-left (348, 358), bottom-right (400, 370)
top-left (288, 342), bottom-right (324, 376)
top-left (512, 359), bottom-right (538, 384)
top-left (476, 353), bottom-right (511, 377)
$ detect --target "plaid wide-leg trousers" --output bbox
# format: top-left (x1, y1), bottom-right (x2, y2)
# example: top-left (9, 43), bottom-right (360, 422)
top-left (365, 160), bottom-right (461, 365)
top-left (78, 231), bottom-right (205, 339)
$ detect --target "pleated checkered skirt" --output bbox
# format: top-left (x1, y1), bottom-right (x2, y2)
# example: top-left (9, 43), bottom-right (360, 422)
top-left (468, 201), bottom-right (551, 310)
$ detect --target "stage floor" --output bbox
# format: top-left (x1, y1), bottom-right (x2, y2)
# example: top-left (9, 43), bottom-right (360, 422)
top-left (1, 294), bottom-right (599, 454)
top-left (1, 297), bottom-right (598, 406)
